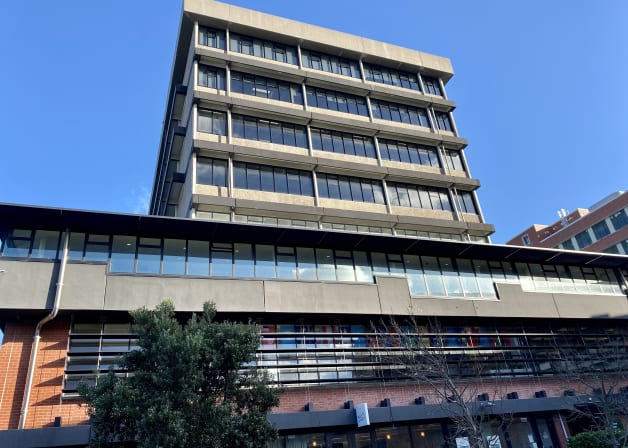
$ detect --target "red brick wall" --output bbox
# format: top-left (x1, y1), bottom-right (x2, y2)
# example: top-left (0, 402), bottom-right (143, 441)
top-left (0, 321), bottom-right (35, 429)
top-left (0, 318), bottom-right (88, 430)
top-left (274, 377), bottom-right (626, 413)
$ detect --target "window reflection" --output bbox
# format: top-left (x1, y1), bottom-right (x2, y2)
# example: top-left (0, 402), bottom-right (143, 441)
top-left (1, 229), bottom-right (624, 298)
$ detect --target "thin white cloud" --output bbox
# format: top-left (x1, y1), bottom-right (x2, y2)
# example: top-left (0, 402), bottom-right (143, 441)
top-left (129, 186), bottom-right (150, 214)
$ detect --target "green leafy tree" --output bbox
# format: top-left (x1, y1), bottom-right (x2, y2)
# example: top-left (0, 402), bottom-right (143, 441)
top-left (568, 430), bottom-right (622, 448)
top-left (79, 301), bottom-right (279, 448)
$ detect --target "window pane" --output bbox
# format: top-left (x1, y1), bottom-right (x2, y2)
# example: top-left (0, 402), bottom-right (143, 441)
top-left (295, 126), bottom-right (307, 148)
top-left (361, 181), bottom-right (375, 203)
top-left (211, 243), bottom-right (233, 277)
top-left (422, 256), bottom-right (445, 296)
top-left (354, 251), bottom-right (372, 282)
top-left (350, 179), bottom-right (363, 202)
top-left (213, 160), bottom-right (226, 186)
top-left (137, 239), bottom-right (161, 274)
top-left (269, 121), bottom-right (283, 144)
top-left (110, 235), bottom-right (136, 273)
top-left (234, 243), bottom-right (254, 277)
top-left (277, 246), bottom-right (297, 279)
top-left (85, 235), bottom-right (110, 262)
top-left (232, 115), bottom-right (245, 138)
top-left (258, 119), bottom-right (271, 141)
top-left (255, 245), bottom-right (276, 278)
top-left (610, 209), bottom-right (628, 231)
top-left (316, 175), bottom-right (328, 198)
top-left (233, 163), bottom-right (247, 188)
top-left (440, 257), bottom-right (463, 296)
top-left (68, 232), bottom-right (85, 260)
top-left (316, 248), bottom-right (336, 280)
top-left (339, 177), bottom-right (352, 200)
top-left (335, 251), bottom-right (355, 281)
top-left (371, 252), bottom-right (388, 275)
top-left (299, 173), bottom-right (313, 196)
top-left (244, 117), bottom-right (258, 140)
top-left (260, 165), bottom-right (274, 192)
top-left (457, 259), bottom-right (480, 297)
top-left (592, 221), bottom-right (610, 240)
top-left (246, 164), bottom-right (261, 190)
top-left (404, 254), bottom-right (427, 295)
top-left (373, 183), bottom-right (385, 204)
top-left (187, 240), bottom-right (209, 276)
top-left (31, 230), bottom-right (59, 259)
top-left (575, 230), bottom-right (592, 249)
top-left (274, 168), bottom-right (288, 193)
top-left (474, 260), bottom-right (495, 297)
top-left (297, 247), bottom-right (317, 280)
top-left (287, 170), bottom-right (301, 194)
top-left (163, 239), bottom-right (186, 275)
top-left (327, 175), bottom-right (340, 199)
top-left (283, 125), bottom-right (296, 146)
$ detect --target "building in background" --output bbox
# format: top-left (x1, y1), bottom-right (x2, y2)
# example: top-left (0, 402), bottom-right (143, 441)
top-left (507, 191), bottom-right (628, 254)
top-left (1, 1), bottom-right (627, 447)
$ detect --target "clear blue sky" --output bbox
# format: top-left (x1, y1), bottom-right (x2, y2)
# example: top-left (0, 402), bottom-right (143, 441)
top-left (0, 1), bottom-right (626, 243)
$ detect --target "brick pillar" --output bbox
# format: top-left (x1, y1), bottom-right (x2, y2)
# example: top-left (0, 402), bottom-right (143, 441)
top-left (0, 321), bottom-right (37, 429)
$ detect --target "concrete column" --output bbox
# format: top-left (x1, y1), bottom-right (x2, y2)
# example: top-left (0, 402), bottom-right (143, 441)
top-left (226, 107), bottom-right (232, 144)
top-left (228, 155), bottom-right (234, 199)
top-left (436, 145), bottom-right (448, 175)
top-left (358, 58), bottom-right (366, 82)
top-left (296, 43), bottom-right (303, 69)
top-left (192, 104), bottom-right (198, 137)
top-left (438, 77), bottom-right (448, 100)
top-left (448, 111), bottom-right (460, 136)
top-left (225, 63), bottom-right (231, 95)
top-left (193, 60), bottom-right (199, 90)
top-left (312, 170), bottom-right (320, 207)
top-left (416, 71), bottom-right (426, 94)
top-left (301, 82), bottom-right (309, 111)
top-left (191, 152), bottom-right (197, 196)
top-left (372, 135), bottom-right (383, 167)
top-left (459, 148), bottom-right (473, 178)
top-left (224, 27), bottom-right (230, 54)
top-left (426, 106), bottom-right (437, 133)
top-left (306, 125), bottom-right (314, 157)
top-left (381, 179), bottom-right (393, 214)
top-left (193, 21), bottom-right (199, 49)
top-left (365, 96), bottom-right (375, 123)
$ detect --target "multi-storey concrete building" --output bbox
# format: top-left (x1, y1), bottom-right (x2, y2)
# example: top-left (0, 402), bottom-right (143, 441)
top-left (1, 2), bottom-right (627, 448)
top-left (149, 0), bottom-right (494, 242)
top-left (507, 191), bottom-right (628, 254)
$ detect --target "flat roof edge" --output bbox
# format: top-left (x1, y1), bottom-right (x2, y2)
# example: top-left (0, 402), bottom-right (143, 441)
top-left (183, 0), bottom-right (453, 76)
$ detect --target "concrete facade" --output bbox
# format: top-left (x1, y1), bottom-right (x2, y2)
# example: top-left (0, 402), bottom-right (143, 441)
top-left (150, 0), bottom-right (494, 242)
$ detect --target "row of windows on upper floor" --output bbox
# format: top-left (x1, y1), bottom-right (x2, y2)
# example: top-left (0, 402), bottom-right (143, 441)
top-left (198, 65), bottom-right (453, 131)
top-left (197, 157), bottom-right (477, 214)
top-left (2, 229), bottom-right (623, 298)
top-left (556, 208), bottom-right (628, 251)
top-left (198, 27), bottom-right (444, 96)
top-left (197, 110), bottom-right (464, 172)
top-left (604, 239), bottom-right (628, 255)
top-left (229, 213), bottom-right (483, 243)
